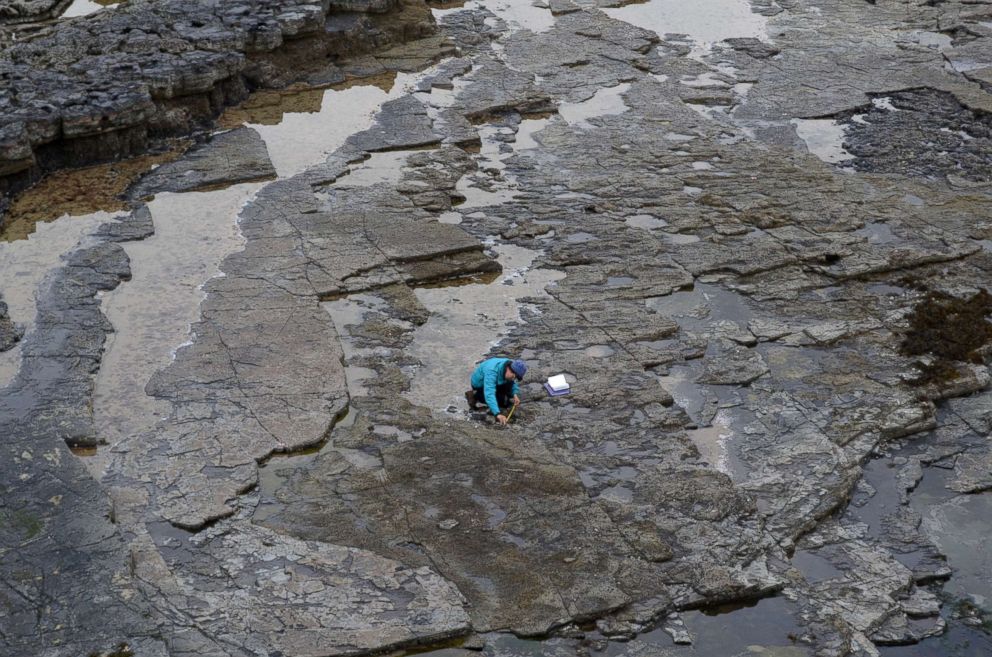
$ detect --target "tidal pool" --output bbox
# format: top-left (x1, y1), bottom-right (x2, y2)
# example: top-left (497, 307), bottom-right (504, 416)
top-left (87, 75), bottom-right (424, 463)
top-left (480, 0), bottom-right (555, 34)
top-left (246, 73), bottom-right (418, 178)
top-left (404, 243), bottom-right (564, 414)
top-left (91, 184), bottom-right (258, 472)
top-left (791, 118), bottom-right (855, 164)
top-left (603, 0), bottom-right (768, 50)
top-left (911, 468), bottom-right (992, 613)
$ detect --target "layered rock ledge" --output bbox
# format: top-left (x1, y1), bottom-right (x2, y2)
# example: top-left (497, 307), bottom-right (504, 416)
top-left (0, 0), bottom-right (437, 206)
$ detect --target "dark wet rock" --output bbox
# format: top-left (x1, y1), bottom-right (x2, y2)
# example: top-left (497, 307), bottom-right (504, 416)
top-left (128, 127), bottom-right (276, 199)
top-left (0, 208), bottom-right (185, 657)
top-left (0, 297), bottom-right (22, 351)
top-left (790, 520), bottom-right (945, 654)
top-left (264, 429), bottom-right (673, 635)
top-left (0, 0), bottom-right (71, 25)
top-left (841, 89), bottom-right (992, 182)
top-left (1, 240), bottom-right (131, 447)
top-left (724, 37), bottom-right (781, 59)
top-left (0, 0), bottom-right (437, 199)
top-left (94, 203), bottom-right (155, 242)
top-left (0, 426), bottom-right (169, 657)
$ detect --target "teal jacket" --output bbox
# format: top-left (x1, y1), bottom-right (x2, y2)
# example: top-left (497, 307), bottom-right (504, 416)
top-left (470, 357), bottom-right (520, 416)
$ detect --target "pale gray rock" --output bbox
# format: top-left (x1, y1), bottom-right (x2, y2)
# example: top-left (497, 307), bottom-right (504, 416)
top-left (145, 521), bottom-right (471, 656)
top-left (947, 447), bottom-right (992, 493)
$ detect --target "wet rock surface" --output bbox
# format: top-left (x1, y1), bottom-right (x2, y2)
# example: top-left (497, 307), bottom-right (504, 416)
top-left (840, 89), bottom-right (992, 183)
top-left (0, 0), bottom-right (71, 25)
top-left (0, 206), bottom-right (167, 657)
top-left (0, 298), bottom-right (21, 350)
top-left (0, 0), bottom-right (437, 201)
top-left (3, 0), bottom-right (992, 655)
top-left (128, 127), bottom-right (276, 199)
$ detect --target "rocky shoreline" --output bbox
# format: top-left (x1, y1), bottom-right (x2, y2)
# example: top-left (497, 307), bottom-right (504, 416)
top-left (0, 0), bottom-right (439, 211)
top-left (2, 0), bottom-right (991, 655)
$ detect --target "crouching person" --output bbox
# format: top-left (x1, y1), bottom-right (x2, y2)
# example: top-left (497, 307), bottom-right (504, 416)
top-left (466, 357), bottom-right (527, 425)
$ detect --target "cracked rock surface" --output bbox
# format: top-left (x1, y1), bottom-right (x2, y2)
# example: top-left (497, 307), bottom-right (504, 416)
top-left (2, 0), bottom-right (992, 655)
top-left (128, 127), bottom-right (277, 199)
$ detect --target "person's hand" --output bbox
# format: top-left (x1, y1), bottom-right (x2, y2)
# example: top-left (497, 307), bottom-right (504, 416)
top-left (496, 414), bottom-right (508, 425)
top-left (512, 395), bottom-right (520, 406)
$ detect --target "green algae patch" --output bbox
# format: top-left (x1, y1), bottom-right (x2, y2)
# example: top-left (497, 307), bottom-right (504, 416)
top-left (0, 508), bottom-right (44, 540)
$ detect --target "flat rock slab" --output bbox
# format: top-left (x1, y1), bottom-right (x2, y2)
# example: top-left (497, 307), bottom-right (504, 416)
top-left (948, 446), bottom-right (992, 493)
top-left (129, 127), bottom-right (276, 199)
top-left (150, 522), bottom-right (470, 656)
top-left (262, 428), bottom-right (670, 635)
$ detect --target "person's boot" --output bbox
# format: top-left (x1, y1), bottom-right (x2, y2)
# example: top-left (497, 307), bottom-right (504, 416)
top-left (465, 390), bottom-right (478, 409)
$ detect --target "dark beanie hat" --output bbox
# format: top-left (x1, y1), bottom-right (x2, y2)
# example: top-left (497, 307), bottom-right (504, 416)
top-left (510, 359), bottom-right (527, 380)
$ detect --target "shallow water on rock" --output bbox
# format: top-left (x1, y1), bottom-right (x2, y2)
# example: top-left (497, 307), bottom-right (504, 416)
top-left (650, 284), bottom-right (756, 478)
top-left (338, 150), bottom-right (420, 187)
top-left (603, 0), bottom-right (768, 49)
top-left (657, 364), bottom-right (739, 475)
top-left (479, 0), bottom-right (555, 34)
top-left (911, 468), bottom-right (992, 613)
top-left (558, 83), bottom-right (631, 129)
top-left (247, 74), bottom-right (416, 178)
top-left (404, 242), bottom-right (564, 414)
top-left (85, 75), bottom-right (419, 463)
top-left (91, 184), bottom-right (258, 466)
top-left (791, 118), bottom-right (855, 164)
top-left (322, 294), bottom-right (395, 398)
top-left (413, 595), bottom-right (809, 655)
top-left (254, 407), bottom-right (358, 523)
top-left (0, 211), bottom-right (115, 388)
top-left (62, 0), bottom-right (122, 18)
top-left (0, 150), bottom-right (181, 242)
top-left (842, 432), bottom-right (992, 657)
top-left (625, 214), bottom-right (668, 230)
top-left (455, 115), bottom-right (552, 208)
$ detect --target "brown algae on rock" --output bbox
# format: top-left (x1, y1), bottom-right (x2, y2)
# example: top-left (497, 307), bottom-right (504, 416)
top-left (0, 147), bottom-right (186, 242)
top-left (901, 288), bottom-right (992, 384)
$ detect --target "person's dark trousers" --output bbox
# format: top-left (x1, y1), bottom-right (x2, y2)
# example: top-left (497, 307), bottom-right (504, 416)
top-left (472, 382), bottom-right (514, 411)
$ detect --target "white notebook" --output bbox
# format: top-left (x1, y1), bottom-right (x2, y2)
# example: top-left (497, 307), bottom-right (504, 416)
top-left (547, 374), bottom-right (570, 391)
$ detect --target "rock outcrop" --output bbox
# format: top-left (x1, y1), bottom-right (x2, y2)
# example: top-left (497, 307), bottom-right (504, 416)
top-left (0, 0), bottom-right (437, 206)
